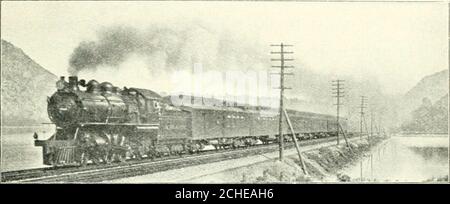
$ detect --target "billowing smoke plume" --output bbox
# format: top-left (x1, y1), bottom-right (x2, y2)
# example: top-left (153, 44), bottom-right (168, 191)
top-left (69, 24), bottom-right (267, 75)
top-left (69, 27), bottom-right (143, 74)
top-left (68, 23), bottom-right (273, 104)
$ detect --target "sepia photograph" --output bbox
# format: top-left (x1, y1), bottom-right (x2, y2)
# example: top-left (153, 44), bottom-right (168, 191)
top-left (0, 0), bottom-right (448, 186)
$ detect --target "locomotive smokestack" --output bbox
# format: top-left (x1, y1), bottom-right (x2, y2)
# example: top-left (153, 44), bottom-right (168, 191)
top-left (68, 76), bottom-right (79, 91)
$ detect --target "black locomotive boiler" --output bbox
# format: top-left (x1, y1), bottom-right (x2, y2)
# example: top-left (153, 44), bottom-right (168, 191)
top-left (34, 76), bottom-right (347, 166)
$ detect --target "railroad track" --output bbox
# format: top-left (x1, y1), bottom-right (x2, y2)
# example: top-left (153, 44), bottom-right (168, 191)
top-left (2, 135), bottom-right (357, 183)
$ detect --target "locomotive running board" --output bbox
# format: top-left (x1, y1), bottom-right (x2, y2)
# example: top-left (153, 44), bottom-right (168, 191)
top-left (34, 139), bottom-right (76, 147)
top-left (136, 126), bottom-right (159, 130)
top-left (79, 122), bottom-right (160, 126)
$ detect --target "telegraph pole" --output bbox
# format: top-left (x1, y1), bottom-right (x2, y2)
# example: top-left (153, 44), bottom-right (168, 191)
top-left (378, 113), bottom-right (382, 137)
top-left (359, 96), bottom-right (368, 140)
top-left (332, 80), bottom-right (345, 145)
top-left (271, 43), bottom-right (294, 161)
top-left (370, 111), bottom-right (374, 138)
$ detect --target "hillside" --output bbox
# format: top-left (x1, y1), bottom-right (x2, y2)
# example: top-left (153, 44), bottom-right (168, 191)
top-left (1, 39), bottom-right (58, 126)
top-left (401, 94), bottom-right (449, 133)
top-left (404, 69), bottom-right (448, 110)
top-left (400, 68), bottom-right (449, 133)
top-left (435, 93), bottom-right (449, 107)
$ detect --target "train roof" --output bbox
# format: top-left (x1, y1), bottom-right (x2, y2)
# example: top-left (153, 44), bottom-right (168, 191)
top-left (162, 95), bottom-right (235, 106)
top-left (127, 88), bottom-right (162, 100)
top-left (180, 106), bottom-right (344, 121)
top-left (285, 109), bottom-right (340, 120)
top-left (179, 105), bottom-right (261, 113)
top-left (161, 94), bottom-right (345, 120)
top-left (163, 95), bottom-right (273, 113)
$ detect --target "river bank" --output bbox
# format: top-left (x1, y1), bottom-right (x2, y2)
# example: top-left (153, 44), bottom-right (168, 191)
top-left (214, 135), bottom-right (448, 183)
top-left (226, 135), bottom-right (449, 183)
top-left (341, 135), bottom-right (448, 182)
top-left (181, 136), bottom-right (387, 183)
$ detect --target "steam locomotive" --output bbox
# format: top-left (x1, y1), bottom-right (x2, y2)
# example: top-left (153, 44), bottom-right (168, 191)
top-left (34, 76), bottom-right (347, 166)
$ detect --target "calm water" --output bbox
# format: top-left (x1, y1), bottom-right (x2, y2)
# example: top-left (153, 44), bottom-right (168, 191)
top-left (1, 125), bottom-right (55, 171)
top-left (341, 135), bottom-right (449, 182)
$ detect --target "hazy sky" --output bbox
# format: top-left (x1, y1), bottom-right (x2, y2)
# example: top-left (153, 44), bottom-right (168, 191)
top-left (1, 1), bottom-right (448, 94)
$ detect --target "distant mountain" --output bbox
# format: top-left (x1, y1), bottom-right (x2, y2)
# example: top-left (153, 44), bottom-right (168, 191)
top-left (401, 94), bottom-right (449, 133)
top-left (404, 69), bottom-right (449, 109)
top-left (435, 93), bottom-right (449, 108)
top-left (1, 39), bottom-right (58, 126)
top-left (400, 69), bottom-right (449, 133)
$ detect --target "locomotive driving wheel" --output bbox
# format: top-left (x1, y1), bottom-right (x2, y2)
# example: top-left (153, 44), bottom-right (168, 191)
top-left (76, 134), bottom-right (90, 167)
top-left (76, 129), bottom-right (111, 165)
top-left (89, 147), bottom-right (102, 165)
top-left (101, 148), bottom-right (111, 164)
top-left (79, 150), bottom-right (89, 167)
top-left (103, 130), bottom-right (130, 163)
top-left (109, 147), bottom-right (127, 162)
top-left (75, 145), bottom-right (90, 167)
